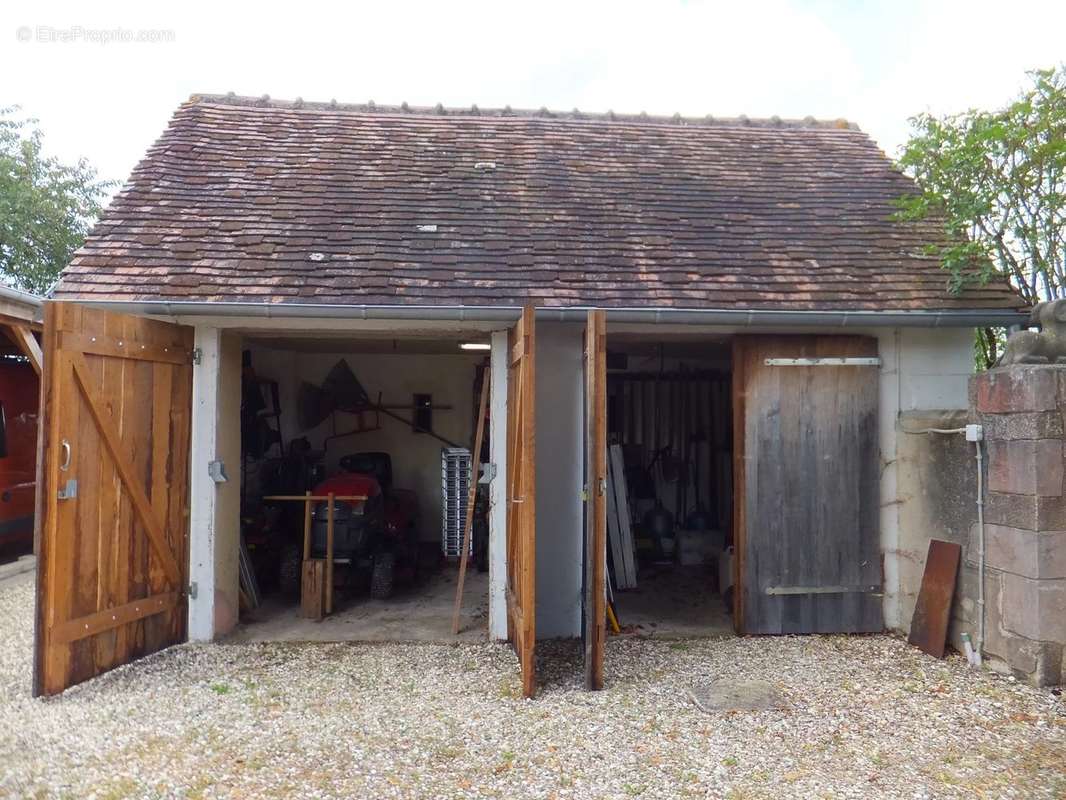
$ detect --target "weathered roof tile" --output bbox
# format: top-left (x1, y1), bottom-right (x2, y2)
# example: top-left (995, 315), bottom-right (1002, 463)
top-left (55, 94), bottom-right (1023, 311)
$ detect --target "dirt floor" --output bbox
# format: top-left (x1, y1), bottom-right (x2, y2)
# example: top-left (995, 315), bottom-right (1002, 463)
top-left (2, 571), bottom-right (1065, 799)
top-left (229, 566), bottom-right (490, 643)
top-left (612, 563), bottom-right (733, 636)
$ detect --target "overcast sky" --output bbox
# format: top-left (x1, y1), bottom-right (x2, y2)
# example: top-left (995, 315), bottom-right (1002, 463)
top-left (2, 0), bottom-right (1064, 188)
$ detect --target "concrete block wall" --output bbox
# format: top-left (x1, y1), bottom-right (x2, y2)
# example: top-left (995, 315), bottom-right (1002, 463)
top-left (894, 409), bottom-right (977, 650)
top-left (971, 365), bottom-right (1066, 686)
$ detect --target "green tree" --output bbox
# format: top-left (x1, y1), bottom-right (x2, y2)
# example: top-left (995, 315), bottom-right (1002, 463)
top-left (896, 67), bottom-right (1066, 368)
top-left (0, 106), bottom-right (112, 295)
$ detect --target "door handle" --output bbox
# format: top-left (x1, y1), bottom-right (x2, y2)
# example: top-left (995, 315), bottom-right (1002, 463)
top-left (59, 439), bottom-right (71, 471)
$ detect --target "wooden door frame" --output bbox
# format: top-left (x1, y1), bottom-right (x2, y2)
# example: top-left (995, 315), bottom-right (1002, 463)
top-left (583, 310), bottom-right (607, 690)
top-left (506, 305), bottom-right (536, 698)
top-left (731, 338), bottom-right (747, 634)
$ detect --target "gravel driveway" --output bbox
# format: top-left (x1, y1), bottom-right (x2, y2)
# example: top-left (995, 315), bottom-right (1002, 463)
top-left (2, 574), bottom-right (1063, 799)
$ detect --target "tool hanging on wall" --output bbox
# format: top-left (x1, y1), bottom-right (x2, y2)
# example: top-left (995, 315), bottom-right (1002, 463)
top-left (452, 371), bottom-right (490, 634)
top-left (297, 358), bottom-right (463, 448)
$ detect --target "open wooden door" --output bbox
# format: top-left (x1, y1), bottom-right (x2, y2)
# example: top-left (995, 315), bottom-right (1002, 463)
top-left (732, 335), bottom-right (882, 635)
top-left (506, 306), bottom-right (536, 698)
top-left (34, 303), bottom-right (194, 696)
top-left (583, 310), bottom-right (607, 690)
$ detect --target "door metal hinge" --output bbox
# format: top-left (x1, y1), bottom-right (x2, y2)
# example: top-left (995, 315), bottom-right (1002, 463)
top-left (764, 357), bottom-right (881, 367)
top-left (764, 584), bottom-right (880, 595)
top-left (208, 460), bottom-right (228, 483)
top-left (57, 479), bottom-right (78, 500)
top-left (191, 347), bottom-right (203, 365)
top-left (187, 581), bottom-right (198, 599)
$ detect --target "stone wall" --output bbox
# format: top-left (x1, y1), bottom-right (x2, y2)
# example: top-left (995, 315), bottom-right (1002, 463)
top-left (894, 409), bottom-right (977, 650)
top-left (971, 366), bottom-right (1066, 686)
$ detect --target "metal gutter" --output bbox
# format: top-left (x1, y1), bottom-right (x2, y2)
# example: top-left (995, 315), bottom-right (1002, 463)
top-left (51, 299), bottom-right (1029, 328)
top-left (0, 283), bottom-right (44, 318)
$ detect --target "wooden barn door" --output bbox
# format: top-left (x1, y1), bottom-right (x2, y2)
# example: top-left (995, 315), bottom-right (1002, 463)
top-left (583, 310), bottom-right (607, 690)
top-left (506, 306), bottom-right (536, 698)
top-left (34, 303), bottom-right (194, 696)
top-left (733, 336), bottom-right (882, 635)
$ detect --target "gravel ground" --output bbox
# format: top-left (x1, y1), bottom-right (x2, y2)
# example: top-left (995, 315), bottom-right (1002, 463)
top-left (2, 575), bottom-right (1064, 799)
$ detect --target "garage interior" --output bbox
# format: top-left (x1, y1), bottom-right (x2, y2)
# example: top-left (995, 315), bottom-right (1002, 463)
top-left (230, 333), bottom-right (492, 642)
top-left (603, 335), bottom-right (735, 637)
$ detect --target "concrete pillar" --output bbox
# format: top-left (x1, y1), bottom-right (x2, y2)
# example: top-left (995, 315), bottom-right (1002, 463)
top-left (188, 328), bottom-right (242, 641)
top-left (488, 329), bottom-right (509, 641)
top-left (971, 365), bottom-right (1066, 685)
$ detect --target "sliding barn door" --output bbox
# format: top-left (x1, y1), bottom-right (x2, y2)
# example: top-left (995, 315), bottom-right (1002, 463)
top-left (34, 303), bottom-right (193, 696)
top-left (733, 336), bottom-right (882, 635)
top-left (583, 310), bottom-right (607, 690)
top-left (506, 306), bottom-right (536, 698)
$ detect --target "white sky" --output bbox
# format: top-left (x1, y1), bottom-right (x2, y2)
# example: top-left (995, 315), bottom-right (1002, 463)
top-left (2, 0), bottom-right (1064, 188)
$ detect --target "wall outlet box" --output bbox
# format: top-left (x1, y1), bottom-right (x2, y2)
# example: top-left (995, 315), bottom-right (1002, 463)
top-left (965, 424), bottom-right (984, 442)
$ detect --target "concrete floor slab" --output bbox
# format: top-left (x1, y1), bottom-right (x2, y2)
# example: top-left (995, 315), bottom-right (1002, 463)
top-left (613, 563), bottom-right (733, 637)
top-left (228, 566), bottom-right (490, 643)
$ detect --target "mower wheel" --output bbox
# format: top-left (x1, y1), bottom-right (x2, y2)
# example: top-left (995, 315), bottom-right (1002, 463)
top-left (370, 551), bottom-right (396, 599)
top-left (279, 542), bottom-right (302, 602)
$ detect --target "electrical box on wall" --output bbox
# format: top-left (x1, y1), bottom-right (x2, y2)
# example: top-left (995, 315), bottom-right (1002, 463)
top-left (965, 424), bottom-right (984, 442)
top-left (413, 393), bottom-right (432, 434)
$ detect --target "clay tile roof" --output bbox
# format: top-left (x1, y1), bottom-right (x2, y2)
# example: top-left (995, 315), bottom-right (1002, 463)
top-left (56, 93), bottom-right (1024, 312)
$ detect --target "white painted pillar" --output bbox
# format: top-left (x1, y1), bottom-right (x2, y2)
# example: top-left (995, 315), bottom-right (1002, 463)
top-left (877, 328), bottom-right (902, 631)
top-left (488, 330), bottom-right (509, 641)
top-left (188, 327), bottom-right (222, 641)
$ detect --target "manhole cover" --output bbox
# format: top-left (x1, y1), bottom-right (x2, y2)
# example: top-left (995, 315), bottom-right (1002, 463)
top-left (689, 679), bottom-right (785, 712)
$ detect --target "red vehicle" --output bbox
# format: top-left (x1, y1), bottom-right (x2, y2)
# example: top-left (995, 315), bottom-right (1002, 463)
top-left (277, 452), bottom-right (419, 600)
top-left (0, 359), bottom-right (38, 560)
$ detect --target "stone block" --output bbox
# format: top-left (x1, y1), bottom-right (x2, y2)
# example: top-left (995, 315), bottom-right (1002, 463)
top-left (1028, 641), bottom-right (1064, 686)
top-left (985, 492), bottom-right (1066, 531)
top-left (986, 439), bottom-right (1064, 496)
top-left (981, 578), bottom-right (1052, 684)
top-left (973, 366), bottom-right (1062, 414)
top-left (966, 524), bottom-right (1066, 579)
top-left (980, 410), bottom-right (1064, 441)
top-left (1000, 573), bottom-right (1066, 642)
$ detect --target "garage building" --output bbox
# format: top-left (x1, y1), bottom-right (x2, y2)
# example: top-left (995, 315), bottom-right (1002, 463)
top-left (34, 95), bottom-right (1025, 698)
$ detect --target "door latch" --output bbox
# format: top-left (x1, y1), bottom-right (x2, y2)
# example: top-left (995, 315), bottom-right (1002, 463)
top-left (57, 479), bottom-right (78, 500)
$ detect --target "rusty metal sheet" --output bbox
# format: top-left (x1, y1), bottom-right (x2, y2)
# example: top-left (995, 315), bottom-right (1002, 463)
top-left (908, 540), bottom-right (962, 659)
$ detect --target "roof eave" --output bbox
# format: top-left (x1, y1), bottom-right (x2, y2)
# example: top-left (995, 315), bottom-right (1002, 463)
top-left (48, 299), bottom-right (1030, 328)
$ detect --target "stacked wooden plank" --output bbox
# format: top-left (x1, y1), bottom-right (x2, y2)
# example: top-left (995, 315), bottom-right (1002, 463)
top-left (606, 444), bottom-right (638, 589)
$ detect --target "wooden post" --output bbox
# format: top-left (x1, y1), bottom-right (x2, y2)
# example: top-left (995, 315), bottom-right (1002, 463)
top-left (302, 490), bottom-right (312, 561)
top-left (261, 494), bottom-right (366, 621)
top-left (9, 324), bottom-right (42, 375)
top-left (452, 373), bottom-right (490, 634)
top-left (325, 492), bottom-right (335, 615)
top-left (301, 560), bottom-right (325, 620)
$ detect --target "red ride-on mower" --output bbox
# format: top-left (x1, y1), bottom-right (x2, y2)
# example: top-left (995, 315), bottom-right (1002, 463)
top-left (278, 452), bottom-right (419, 601)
